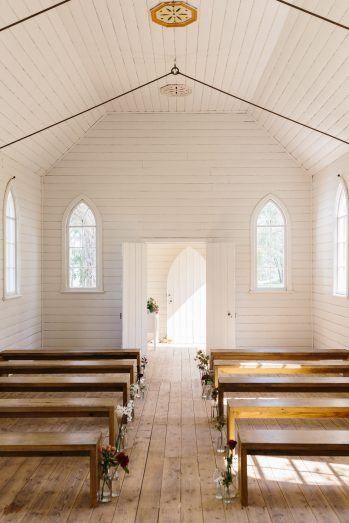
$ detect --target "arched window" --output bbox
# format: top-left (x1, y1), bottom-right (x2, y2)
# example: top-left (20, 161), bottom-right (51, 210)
top-left (62, 197), bottom-right (103, 292)
top-left (3, 187), bottom-right (19, 298)
top-left (251, 196), bottom-right (291, 291)
top-left (334, 181), bottom-right (348, 296)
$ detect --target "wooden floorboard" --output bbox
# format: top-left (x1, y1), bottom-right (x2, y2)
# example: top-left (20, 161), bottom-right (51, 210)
top-left (0, 346), bottom-right (349, 521)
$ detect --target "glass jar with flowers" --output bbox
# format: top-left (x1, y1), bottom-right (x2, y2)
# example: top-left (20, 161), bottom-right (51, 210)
top-left (201, 372), bottom-right (213, 399)
top-left (210, 415), bottom-right (226, 453)
top-left (211, 387), bottom-right (219, 418)
top-left (222, 439), bottom-right (237, 504)
top-left (98, 446), bottom-right (129, 503)
top-left (141, 355), bottom-right (148, 378)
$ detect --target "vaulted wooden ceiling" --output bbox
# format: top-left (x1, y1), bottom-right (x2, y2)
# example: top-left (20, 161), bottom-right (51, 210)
top-left (0, 0), bottom-right (348, 175)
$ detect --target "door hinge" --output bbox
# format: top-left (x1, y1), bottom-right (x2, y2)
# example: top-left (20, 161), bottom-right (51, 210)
top-left (119, 313), bottom-right (122, 320)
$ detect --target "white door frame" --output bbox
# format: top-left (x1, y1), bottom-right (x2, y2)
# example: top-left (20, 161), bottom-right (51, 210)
top-left (122, 242), bottom-right (147, 351)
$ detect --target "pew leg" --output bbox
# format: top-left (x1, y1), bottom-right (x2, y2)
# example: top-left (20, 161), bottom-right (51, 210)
top-left (90, 449), bottom-right (99, 507)
top-left (218, 387), bottom-right (224, 417)
top-left (109, 409), bottom-right (117, 446)
top-left (239, 444), bottom-right (248, 507)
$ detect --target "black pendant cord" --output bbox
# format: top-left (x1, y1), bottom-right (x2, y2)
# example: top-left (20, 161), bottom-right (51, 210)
top-left (0, 72), bottom-right (172, 150)
top-left (0, 67), bottom-right (347, 150)
top-left (179, 71), bottom-right (349, 145)
top-left (275, 0), bottom-right (349, 30)
top-left (0, 1), bottom-right (72, 33)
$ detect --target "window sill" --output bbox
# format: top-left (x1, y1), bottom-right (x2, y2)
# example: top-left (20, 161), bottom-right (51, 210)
top-left (2, 293), bottom-right (22, 301)
top-left (61, 289), bottom-right (105, 294)
top-left (333, 293), bottom-right (348, 298)
top-left (249, 288), bottom-right (294, 294)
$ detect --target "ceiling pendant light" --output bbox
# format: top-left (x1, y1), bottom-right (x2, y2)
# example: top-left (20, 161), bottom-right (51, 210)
top-left (150, 2), bottom-right (197, 28)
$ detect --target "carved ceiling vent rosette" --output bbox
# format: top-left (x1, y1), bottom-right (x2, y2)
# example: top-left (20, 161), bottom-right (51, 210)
top-left (150, 2), bottom-right (197, 28)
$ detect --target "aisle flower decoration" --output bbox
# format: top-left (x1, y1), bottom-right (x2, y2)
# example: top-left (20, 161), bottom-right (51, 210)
top-left (222, 439), bottom-right (237, 503)
top-left (98, 445), bottom-right (129, 502)
top-left (210, 415), bottom-right (226, 453)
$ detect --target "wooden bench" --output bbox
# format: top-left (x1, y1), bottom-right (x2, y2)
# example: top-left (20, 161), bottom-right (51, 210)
top-left (237, 429), bottom-right (349, 507)
top-left (0, 348), bottom-right (141, 372)
top-left (0, 431), bottom-right (101, 507)
top-left (218, 375), bottom-right (349, 416)
top-left (0, 359), bottom-right (136, 384)
top-left (210, 348), bottom-right (349, 369)
top-left (213, 359), bottom-right (349, 386)
top-left (227, 397), bottom-right (349, 439)
top-left (0, 397), bottom-right (119, 444)
top-left (0, 375), bottom-right (130, 405)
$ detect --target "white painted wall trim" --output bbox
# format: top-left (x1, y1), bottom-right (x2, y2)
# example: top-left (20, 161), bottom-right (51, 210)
top-left (250, 193), bottom-right (293, 293)
top-left (61, 194), bottom-right (103, 293)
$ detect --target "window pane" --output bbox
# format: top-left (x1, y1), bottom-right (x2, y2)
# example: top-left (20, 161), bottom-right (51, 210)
top-left (6, 218), bottom-right (15, 242)
top-left (5, 268), bottom-right (16, 294)
top-left (69, 227), bottom-right (82, 247)
top-left (257, 201), bottom-right (284, 226)
top-left (69, 202), bottom-right (96, 227)
top-left (335, 185), bottom-right (348, 295)
top-left (6, 243), bottom-right (16, 269)
top-left (6, 191), bottom-right (15, 218)
top-left (68, 203), bottom-right (97, 289)
top-left (5, 191), bottom-right (17, 295)
top-left (257, 221), bottom-right (285, 289)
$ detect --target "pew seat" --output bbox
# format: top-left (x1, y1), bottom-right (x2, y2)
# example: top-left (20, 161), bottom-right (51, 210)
top-left (237, 429), bottom-right (349, 507)
top-left (0, 359), bottom-right (136, 383)
top-left (0, 375), bottom-right (130, 405)
top-left (213, 359), bottom-right (349, 386)
top-left (0, 431), bottom-right (101, 507)
top-left (0, 397), bottom-right (119, 444)
top-left (218, 375), bottom-right (349, 416)
top-left (227, 397), bottom-right (349, 439)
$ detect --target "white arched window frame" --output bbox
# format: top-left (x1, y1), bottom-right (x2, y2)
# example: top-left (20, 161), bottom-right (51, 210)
top-left (3, 182), bottom-right (21, 300)
top-left (62, 196), bottom-right (103, 293)
top-left (250, 195), bottom-right (292, 292)
top-left (333, 180), bottom-right (349, 297)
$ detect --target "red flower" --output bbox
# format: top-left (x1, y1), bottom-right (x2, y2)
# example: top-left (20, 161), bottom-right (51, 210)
top-left (116, 451), bottom-right (130, 472)
top-left (227, 439), bottom-right (237, 450)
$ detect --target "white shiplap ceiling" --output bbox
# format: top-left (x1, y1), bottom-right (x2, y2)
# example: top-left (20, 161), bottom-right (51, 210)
top-left (0, 0), bottom-right (348, 175)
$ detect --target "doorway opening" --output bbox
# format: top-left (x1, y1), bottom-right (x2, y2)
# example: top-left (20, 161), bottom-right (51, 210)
top-left (147, 242), bottom-right (206, 348)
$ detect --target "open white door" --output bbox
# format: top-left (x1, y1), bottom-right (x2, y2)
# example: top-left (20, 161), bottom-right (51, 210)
top-left (167, 246), bottom-right (206, 346)
top-left (206, 242), bottom-right (235, 351)
top-left (122, 242), bottom-right (147, 351)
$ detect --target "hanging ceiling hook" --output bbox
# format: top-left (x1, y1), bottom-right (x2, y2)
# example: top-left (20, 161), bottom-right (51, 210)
top-left (171, 58), bottom-right (180, 75)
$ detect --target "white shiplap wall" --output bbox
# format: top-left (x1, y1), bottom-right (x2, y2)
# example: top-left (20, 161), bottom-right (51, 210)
top-left (147, 242), bottom-right (206, 339)
top-left (312, 151), bottom-right (349, 349)
top-left (0, 154), bottom-right (42, 349)
top-left (43, 112), bottom-right (312, 349)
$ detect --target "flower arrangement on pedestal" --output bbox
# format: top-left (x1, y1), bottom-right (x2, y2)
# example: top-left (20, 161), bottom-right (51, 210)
top-left (147, 297), bottom-right (159, 314)
top-left (98, 445), bottom-right (129, 502)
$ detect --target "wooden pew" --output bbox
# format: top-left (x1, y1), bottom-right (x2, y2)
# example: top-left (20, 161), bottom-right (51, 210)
top-left (0, 431), bottom-right (101, 507)
top-left (227, 397), bottom-right (349, 439)
top-left (210, 348), bottom-right (349, 369)
top-left (218, 375), bottom-right (349, 416)
top-left (0, 375), bottom-right (130, 405)
top-left (0, 359), bottom-right (136, 384)
top-left (237, 429), bottom-right (349, 507)
top-left (0, 397), bottom-right (119, 445)
top-left (0, 348), bottom-right (141, 372)
top-left (213, 359), bottom-right (349, 386)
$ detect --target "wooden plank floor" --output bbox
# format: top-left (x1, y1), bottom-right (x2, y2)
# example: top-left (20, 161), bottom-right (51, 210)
top-left (0, 346), bottom-right (349, 521)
